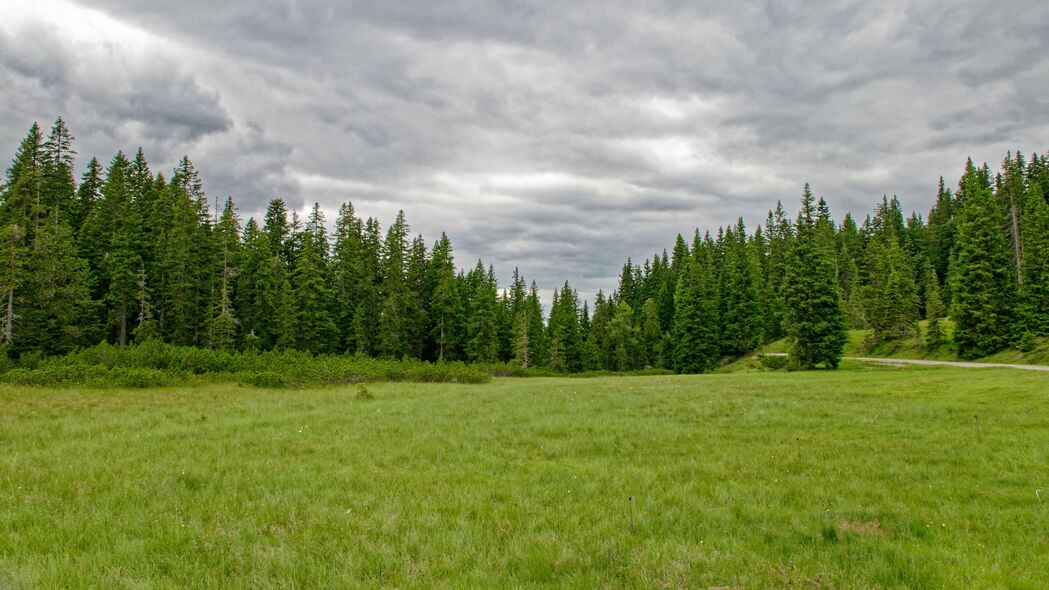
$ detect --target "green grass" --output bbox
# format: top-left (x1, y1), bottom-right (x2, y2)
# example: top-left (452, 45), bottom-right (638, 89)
top-left (742, 320), bottom-right (1049, 368)
top-left (3, 367), bottom-right (1049, 587)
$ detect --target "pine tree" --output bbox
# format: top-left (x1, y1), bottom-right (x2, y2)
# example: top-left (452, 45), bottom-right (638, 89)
top-left (405, 236), bottom-right (430, 359)
top-left (546, 282), bottom-right (582, 371)
top-left (923, 263), bottom-right (945, 349)
top-left (2, 123), bottom-right (44, 229)
top-left (952, 161), bottom-right (1015, 359)
top-left (863, 199), bottom-right (920, 342)
top-left (640, 297), bottom-right (663, 368)
top-left (41, 118), bottom-right (77, 225)
top-left (291, 229), bottom-right (337, 353)
top-left (997, 152), bottom-right (1026, 288)
top-left (155, 173), bottom-right (204, 345)
top-left (352, 217), bottom-right (382, 356)
top-left (672, 246), bottom-right (720, 373)
top-left (608, 300), bottom-right (637, 371)
top-left (512, 312), bottom-right (530, 367)
top-left (465, 261), bottom-right (499, 363)
top-left (762, 202), bottom-right (793, 342)
top-left (264, 199), bottom-right (291, 265)
top-left (74, 157), bottom-right (104, 231)
top-left (0, 225), bottom-right (24, 348)
top-left (18, 211), bottom-right (97, 353)
top-left (720, 219), bottom-right (764, 356)
top-left (208, 198), bottom-right (240, 350)
top-left (331, 203), bottom-right (363, 352)
top-left (428, 233), bottom-right (461, 361)
top-left (782, 184), bottom-right (848, 368)
top-left (378, 211), bottom-right (410, 358)
top-left (1020, 175), bottom-right (1049, 337)
top-left (235, 219), bottom-right (278, 348)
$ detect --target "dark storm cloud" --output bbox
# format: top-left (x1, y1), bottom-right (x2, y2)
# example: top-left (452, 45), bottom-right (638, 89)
top-left (4, 0), bottom-right (1049, 304)
top-left (0, 22), bottom-right (231, 166)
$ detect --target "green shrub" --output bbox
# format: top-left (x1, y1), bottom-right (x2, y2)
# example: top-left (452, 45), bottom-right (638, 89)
top-left (759, 354), bottom-right (790, 371)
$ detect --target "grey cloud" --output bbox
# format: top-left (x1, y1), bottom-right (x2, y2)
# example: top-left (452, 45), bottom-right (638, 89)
top-left (0, 21), bottom-right (231, 173)
top-left (4, 0), bottom-right (1049, 303)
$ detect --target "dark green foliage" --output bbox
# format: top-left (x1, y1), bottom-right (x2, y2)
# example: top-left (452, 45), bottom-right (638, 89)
top-left (0, 340), bottom-right (491, 387)
top-left (1020, 175), bottom-right (1049, 336)
top-left (672, 245), bottom-right (720, 373)
top-left (782, 185), bottom-right (848, 369)
top-left (863, 198), bottom-right (920, 342)
top-left (924, 264), bottom-right (945, 349)
top-left (379, 211), bottom-right (410, 358)
top-left (952, 161), bottom-right (1016, 359)
top-left (720, 219), bottom-right (763, 356)
top-left (1, 117), bottom-right (1045, 375)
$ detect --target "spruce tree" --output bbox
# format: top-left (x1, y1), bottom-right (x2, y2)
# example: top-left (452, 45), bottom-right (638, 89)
top-left (41, 118), bottom-right (77, 225)
top-left (208, 198), bottom-right (240, 350)
top-left (1020, 176), bottom-right (1049, 337)
top-left (331, 203), bottom-right (363, 352)
top-left (352, 217), bottom-right (382, 356)
top-left (465, 261), bottom-right (499, 363)
top-left (923, 263), bottom-right (945, 349)
top-left (671, 246), bottom-right (719, 373)
top-left (782, 184), bottom-right (848, 368)
top-left (291, 229), bottom-right (337, 353)
top-left (640, 297), bottom-right (663, 368)
top-left (428, 233), bottom-right (462, 361)
top-left (720, 219), bottom-right (763, 356)
top-left (952, 161), bottom-right (1015, 359)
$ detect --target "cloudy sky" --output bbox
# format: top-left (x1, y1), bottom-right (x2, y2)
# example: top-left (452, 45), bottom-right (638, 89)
top-left (3, 0), bottom-right (1048, 303)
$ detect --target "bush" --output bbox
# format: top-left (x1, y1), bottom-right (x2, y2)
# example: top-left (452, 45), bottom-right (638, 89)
top-left (0, 342), bottom-right (492, 388)
top-left (758, 354), bottom-right (790, 371)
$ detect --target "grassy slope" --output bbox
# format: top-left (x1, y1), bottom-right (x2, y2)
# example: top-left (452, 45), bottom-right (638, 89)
top-left (2, 367), bottom-right (1049, 588)
top-left (748, 319), bottom-right (1049, 367)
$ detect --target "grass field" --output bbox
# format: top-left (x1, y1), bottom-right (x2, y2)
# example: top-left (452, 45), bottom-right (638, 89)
top-left (2, 365), bottom-right (1048, 588)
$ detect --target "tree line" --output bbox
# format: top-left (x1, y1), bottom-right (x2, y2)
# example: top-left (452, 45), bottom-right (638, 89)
top-left (1, 118), bottom-right (1046, 371)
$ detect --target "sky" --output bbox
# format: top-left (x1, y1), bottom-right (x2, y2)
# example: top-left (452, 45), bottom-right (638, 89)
top-left (2, 0), bottom-right (1048, 304)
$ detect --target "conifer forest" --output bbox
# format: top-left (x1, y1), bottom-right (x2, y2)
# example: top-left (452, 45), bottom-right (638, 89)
top-left (2, 117), bottom-right (1047, 371)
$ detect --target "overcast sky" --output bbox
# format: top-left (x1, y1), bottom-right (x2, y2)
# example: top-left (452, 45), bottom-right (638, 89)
top-left (3, 0), bottom-right (1048, 303)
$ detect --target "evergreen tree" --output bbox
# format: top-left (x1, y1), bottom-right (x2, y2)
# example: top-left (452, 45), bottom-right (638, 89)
top-left (41, 117), bottom-right (77, 225)
top-left (996, 152), bottom-right (1026, 287)
top-left (208, 198), bottom-right (240, 350)
top-left (762, 202), bottom-right (793, 341)
top-left (74, 157), bottom-right (104, 231)
top-left (782, 184), bottom-right (848, 368)
top-left (672, 246), bottom-right (720, 373)
top-left (720, 219), bottom-right (764, 356)
top-left (512, 312), bottom-right (531, 367)
top-left (379, 211), bottom-right (410, 358)
top-left (263, 199), bottom-right (291, 265)
top-left (923, 263), bottom-right (945, 349)
top-left (352, 218), bottom-right (382, 356)
top-left (331, 203), bottom-right (363, 351)
top-left (235, 219), bottom-right (278, 348)
top-left (465, 261), bottom-right (500, 363)
top-left (1019, 175), bottom-right (1049, 337)
top-left (428, 233), bottom-right (462, 361)
top-left (952, 161), bottom-right (1015, 359)
top-left (0, 225), bottom-right (23, 346)
top-left (291, 228), bottom-right (337, 353)
top-left (640, 297), bottom-right (663, 368)
top-left (405, 236), bottom-right (430, 358)
top-left (608, 301), bottom-right (637, 371)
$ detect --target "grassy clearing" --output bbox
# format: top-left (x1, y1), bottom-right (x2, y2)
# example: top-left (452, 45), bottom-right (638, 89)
top-left (734, 320), bottom-right (1049, 371)
top-left (2, 366), bottom-right (1049, 587)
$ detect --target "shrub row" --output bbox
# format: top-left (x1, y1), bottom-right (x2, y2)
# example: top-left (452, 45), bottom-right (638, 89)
top-left (0, 341), bottom-right (491, 388)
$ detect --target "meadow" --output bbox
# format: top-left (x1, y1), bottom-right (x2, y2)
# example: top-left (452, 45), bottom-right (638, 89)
top-left (2, 364), bottom-right (1048, 588)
